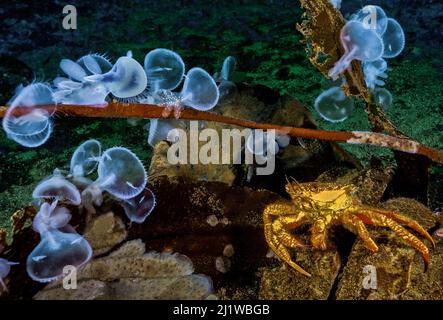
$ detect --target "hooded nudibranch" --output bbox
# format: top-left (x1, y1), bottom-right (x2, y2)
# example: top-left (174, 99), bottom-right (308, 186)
top-left (85, 51), bottom-right (148, 99)
top-left (350, 5), bottom-right (388, 36)
top-left (329, 0), bottom-right (341, 9)
top-left (26, 228), bottom-right (92, 283)
top-left (54, 53), bottom-right (112, 105)
top-left (220, 56), bottom-right (236, 82)
top-left (363, 58), bottom-right (388, 89)
top-left (53, 76), bottom-right (110, 106)
top-left (373, 87), bottom-right (393, 109)
top-left (144, 48), bottom-right (185, 92)
top-left (180, 67), bottom-right (220, 111)
top-left (122, 188), bottom-right (156, 224)
top-left (215, 56), bottom-right (238, 106)
top-left (76, 53), bottom-right (112, 76)
top-left (328, 20), bottom-right (384, 80)
top-left (96, 147), bottom-right (147, 200)
top-left (147, 118), bottom-right (184, 147)
top-left (32, 201), bottom-right (72, 235)
top-left (0, 258), bottom-right (18, 293)
top-left (314, 86), bottom-right (354, 122)
top-left (33, 174), bottom-right (82, 205)
top-left (27, 201), bottom-right (92, 283)
top-left (382, 18), bottom-right (405, 59)
top-left (2, 83), bottom-right (54, 148)
top-left (70, 139), bottom-right (102, 177)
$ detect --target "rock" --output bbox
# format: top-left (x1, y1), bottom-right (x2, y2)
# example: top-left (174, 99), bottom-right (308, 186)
top-left (83, 212), bottom-right (127, 256)
top-left (34, 240), bottom-right (214, 300)
top-left (259, 247), bottom-right (341, 300)
top-left (335, 198), bottom-right (439, 300)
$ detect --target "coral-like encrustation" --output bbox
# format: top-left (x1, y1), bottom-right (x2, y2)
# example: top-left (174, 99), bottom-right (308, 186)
top-left (34, 239), bottom-right (214, 300)
top-left (83, 212), bottom-right (127, 256)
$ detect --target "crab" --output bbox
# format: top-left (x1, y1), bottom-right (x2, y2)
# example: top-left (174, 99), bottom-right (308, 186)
top-left (263, 179), bottom-right (435, 277)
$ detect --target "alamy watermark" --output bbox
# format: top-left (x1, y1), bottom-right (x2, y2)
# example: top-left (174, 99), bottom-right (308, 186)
top-left (166, 121), bottom-right (276, 175)
top-left (62, 265), bottom-right (77, 290)
top-left (362, 265), bottom-right (377, 290)
top-left (361, 5), bottom-right (378, 31)
top-left (62, 5), bottom-right (77, 30)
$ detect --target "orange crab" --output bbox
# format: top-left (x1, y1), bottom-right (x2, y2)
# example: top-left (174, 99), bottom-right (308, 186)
top-left (263, 179), bottom-right (435, 277)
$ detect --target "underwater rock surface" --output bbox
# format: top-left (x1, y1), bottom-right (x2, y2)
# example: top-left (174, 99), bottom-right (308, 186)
top-left (34, 239), bottom-right (214, 300)
top-left (335, 198), bottom-right (441, 300)
top-left (0, 166), bottom-right (441, 300)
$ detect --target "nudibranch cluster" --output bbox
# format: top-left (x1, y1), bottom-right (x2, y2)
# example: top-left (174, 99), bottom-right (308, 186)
top-left (245, 130), bottom-right (291, 160)
top-left (315, 4), bottom-right (404, 122)
top-left (2, 48), bottom-right (221, 149)
top-left (146, 55), bottom-right (236, 147)
top-left (25, 140), bottom-right (154, 283)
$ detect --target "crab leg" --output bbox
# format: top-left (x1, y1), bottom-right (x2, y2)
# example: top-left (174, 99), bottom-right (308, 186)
top-left (273, 217), bottom-right (308, 248)
top-left (341, 214), bottom-right (378, 252)
top-left (363, 207), bottom-right (435, 248)
top-left (310, 219), bottom-right (328, 250)
top-left (263, 203), bottom-right (311, 277)
top-left (356, 210), bottom-right (430, 269)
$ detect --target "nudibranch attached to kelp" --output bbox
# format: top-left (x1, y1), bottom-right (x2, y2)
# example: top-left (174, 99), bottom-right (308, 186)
top-left (329, 4), bottom-right (405, 96)
top-left (382, 18), bottom-right (405, 59)
top-left (69, 139), bottom-right (102, 178)
top-left (373, 87), bottom-right (393, 109)
top-left (214, 56), bottom-right (238, 105)
top-left (27, 229), bottom-right (92, 283)
top-left (95, 147), bottom-right (147, 199)
top-left (54, 54), bottom-right (112, 105)
top-left (314, 86), bottom-right (354, 122)
top-left (328, 20), bottom-right (384, 80)
top-left (86, 51), bottom-right (148, 100)
top-left (350, 5), bottom-right (388, 36)
top-left (2, 83), bottom-right (54, 148)
top-left (158, 67), bottom-right (220, 118)
top-left (73, 143), bottom-right (156, 222)
top-left (363, 58), bottom-right (388, 89)
top-left (144, 48), bottom-right (185, 92)
top-left (32, 173), bottom-right (82, 206)
top-left (1, 48), bottom-right (219, 149)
